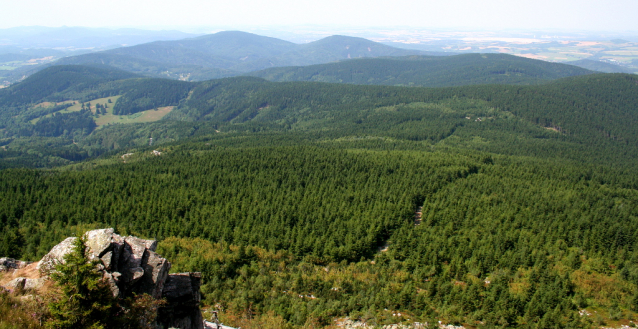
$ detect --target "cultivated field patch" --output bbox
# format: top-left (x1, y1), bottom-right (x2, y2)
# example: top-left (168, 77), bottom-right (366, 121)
top-left (29, 95), bottom-right (173, 127)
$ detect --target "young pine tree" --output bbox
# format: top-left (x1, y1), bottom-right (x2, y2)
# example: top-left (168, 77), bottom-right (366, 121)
top-left (47, 236), bottom-right (115, 329)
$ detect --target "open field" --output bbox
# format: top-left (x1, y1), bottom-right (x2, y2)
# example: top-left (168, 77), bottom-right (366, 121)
top-left (29, 95), bottom-right (172, 126)
top-left (94, 106), bottom-right (173, 127)
top-left (60, 96), bottom-right (118, 114)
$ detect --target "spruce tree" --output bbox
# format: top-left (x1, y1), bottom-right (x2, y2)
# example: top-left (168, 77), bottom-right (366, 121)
top-left (47, 236), bottom-right (115, 329)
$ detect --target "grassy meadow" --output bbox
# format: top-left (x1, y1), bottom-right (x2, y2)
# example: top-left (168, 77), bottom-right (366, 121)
top-left (29, 95), bottom-right (173, 126)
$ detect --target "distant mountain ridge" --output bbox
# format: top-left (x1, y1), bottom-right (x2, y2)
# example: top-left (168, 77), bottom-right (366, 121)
top-left (248, 53), bottom-right (594, 87)
top-left (104, 31), bottom-right (431, 72)
top-left (51, 31), bottom-right (436, 80)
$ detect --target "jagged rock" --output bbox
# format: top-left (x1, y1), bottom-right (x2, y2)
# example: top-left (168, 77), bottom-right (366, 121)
top-left (162, 273), bottom-right (202, 304)
top-left (131, 267), bottom-right (145, 282)
top-left (138, 250), bottom-right (171, 299)
top-left (101, 251), bottom-right (114, 271)
top-left (84, 228), bottom-right (115, 259)
top-left (37, 237), bottom-right (78, 273)
top-left (159, 273), bottom-right (204, 329)
top-left (121, 236), bottom-right (150, 270)
top-left (144, 239), bottom-right (158, 252)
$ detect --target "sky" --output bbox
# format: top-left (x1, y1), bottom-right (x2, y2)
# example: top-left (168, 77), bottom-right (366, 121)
top-left (1, 0), bottom-right (637, 32)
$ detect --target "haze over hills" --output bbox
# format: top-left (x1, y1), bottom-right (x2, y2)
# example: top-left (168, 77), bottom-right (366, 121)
top-left (567, 59), bottom-right (636, 74)
top-left (104, 31), bottom-right (432, 71)
top-left (45, 31), bottom-right (434, 81)
top-left (0, 26), bottom-right (199, 49)
top-left (0, 26), bottom-right (201, 85)
top-left (4, 30), bottom-right (629, 86)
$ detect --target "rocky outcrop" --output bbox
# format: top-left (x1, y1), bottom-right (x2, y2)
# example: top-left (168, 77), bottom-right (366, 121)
top-left (0, 258), bottom-right (31, 271)
top-left (159, 273), bottom-right (204, 329)
top-left (29, 228), bottom-right (203, 329)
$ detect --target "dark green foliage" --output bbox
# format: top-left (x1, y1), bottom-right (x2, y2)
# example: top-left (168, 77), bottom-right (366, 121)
top-left (0, 145), bottom-right (479, 262)
top-left (2, 70), bottom-right (637, 171)
top-left (167, 73), bottom-right (638, 168)
top-left (32, 110), bottom-right (96, 137)
top-left (112, 79), bottom-right (193, 115)
top-left (0, 65), bottom-right (138, 107)
top-left (2, 135), bottom-right (638, 326)
top-left (0, 137), bottom-right (93, 168)
top-left (0, 226), bottom-right (24, 258)
top-left (54, 53), bottom-right (239, 81)
top-left (249, 53), bottom-right (593, 87)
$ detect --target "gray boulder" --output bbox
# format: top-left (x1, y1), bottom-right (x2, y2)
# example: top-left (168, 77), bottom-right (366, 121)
top-left (84, 228), bottom-right (115, 259)
top-left (6, 277), bottom-right (26, 291)
top-left (36, 237), bottom-right (78, 274)
top-left (23, 277), bottom-right (47, 290)
top-left (101, 251), bottom-right (114, 271)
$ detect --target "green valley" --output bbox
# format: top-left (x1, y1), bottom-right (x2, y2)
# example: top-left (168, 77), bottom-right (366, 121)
top-left (1, 60), bottom-right (638, 328)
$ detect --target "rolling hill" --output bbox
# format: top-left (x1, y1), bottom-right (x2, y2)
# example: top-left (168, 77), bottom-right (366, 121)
top-left (1, 64), bottom-right (634, 169)
top-left (248, 53), bottom-right (594, 87)
top-left (103, 31), bottom-right (428, 72)
top-left (47, 31), bottom-right (431, 81)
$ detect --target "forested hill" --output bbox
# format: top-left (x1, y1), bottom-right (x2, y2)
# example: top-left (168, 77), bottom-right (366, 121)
top-left (103, 32), bottom-right (428, 72)
top-left (44, 31), bottom-right (429, 81)
top-left (1, 65), bottom-right (637, 169)
top-left (0, 65), bottom-right (139, 106)
top-left (53, 52), bottom-right (239, 81)
top-left (0, 65), bottom-right (194, 157)
top-left (248, 53), bottom-right (594, 87)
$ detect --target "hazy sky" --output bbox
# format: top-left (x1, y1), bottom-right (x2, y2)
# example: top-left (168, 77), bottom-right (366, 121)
top-left (2, 0), bottom-right (637, 32)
